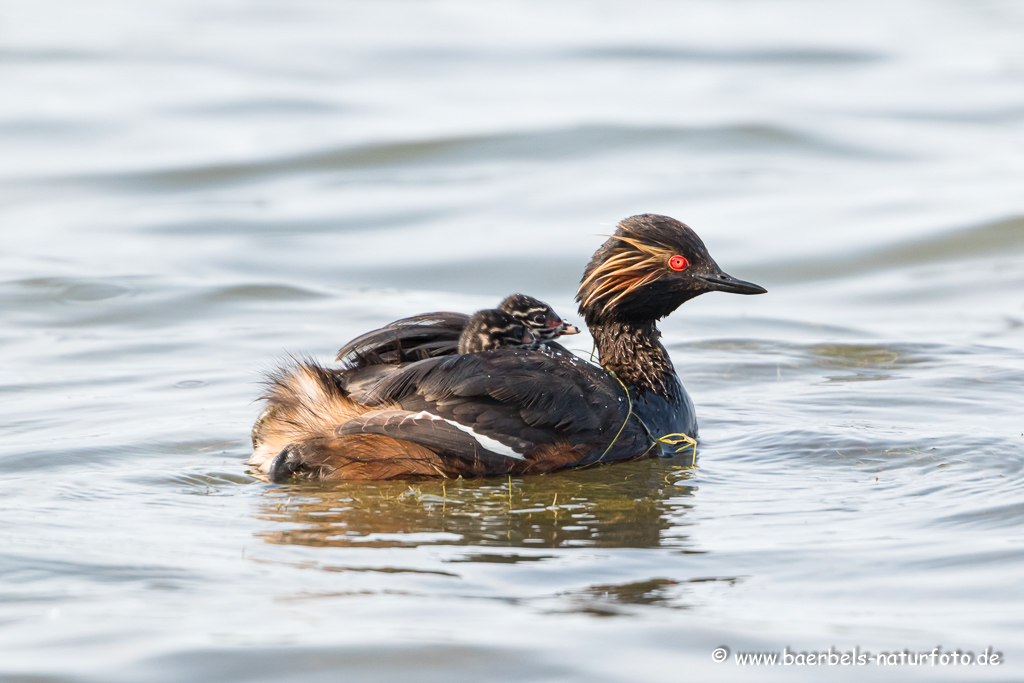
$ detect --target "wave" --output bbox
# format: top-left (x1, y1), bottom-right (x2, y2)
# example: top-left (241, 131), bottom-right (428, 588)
top-left (749, 215), bottom-right (1024, 283)
top-left (64, 123), bottom-right (878, 191)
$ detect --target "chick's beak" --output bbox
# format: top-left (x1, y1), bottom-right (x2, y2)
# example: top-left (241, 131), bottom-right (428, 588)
top-left (694, 270), bottom-right (767, 295)
top-left (559, 322), bottom-right (581, 335)
top-left (522, 330), bottom-right (535, 344)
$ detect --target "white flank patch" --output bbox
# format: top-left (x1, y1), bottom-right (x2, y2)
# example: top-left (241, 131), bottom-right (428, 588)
top-left (408, 411), bottom-right (524, 460)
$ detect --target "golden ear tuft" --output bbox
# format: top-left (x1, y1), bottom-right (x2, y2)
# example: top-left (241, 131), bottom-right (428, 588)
top-left (578, 236), bottom-right (673, 314)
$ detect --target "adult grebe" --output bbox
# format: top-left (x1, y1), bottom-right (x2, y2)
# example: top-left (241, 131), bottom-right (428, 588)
top-left (248, 214), bottom-right (765, 481)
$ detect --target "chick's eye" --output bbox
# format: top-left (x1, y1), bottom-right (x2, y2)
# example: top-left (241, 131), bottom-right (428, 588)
top-left (668, 255), bottom-right (689, 271)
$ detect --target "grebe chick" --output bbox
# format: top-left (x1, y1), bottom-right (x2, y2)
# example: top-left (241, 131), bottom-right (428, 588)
top-left (336, 293), bottom-right (576, 368)
top-left (497, 293), bottom-right (580, 343)
top-left (458, 309), bottom-right (535, 354)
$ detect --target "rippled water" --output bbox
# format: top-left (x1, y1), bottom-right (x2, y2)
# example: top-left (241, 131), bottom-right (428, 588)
top-left (3, 0), bottom-right (1024, 680)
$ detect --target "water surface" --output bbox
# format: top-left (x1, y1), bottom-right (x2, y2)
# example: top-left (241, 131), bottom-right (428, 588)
top-left (2, 0), bottom-right (1024, 681)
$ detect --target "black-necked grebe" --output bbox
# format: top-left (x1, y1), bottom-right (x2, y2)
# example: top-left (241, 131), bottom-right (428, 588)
top-left (248, 214), bottom-right (765, 481)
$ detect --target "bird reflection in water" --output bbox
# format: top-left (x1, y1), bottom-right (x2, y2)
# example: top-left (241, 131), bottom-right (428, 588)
top-left (254, 458), bottom-right (699, 551)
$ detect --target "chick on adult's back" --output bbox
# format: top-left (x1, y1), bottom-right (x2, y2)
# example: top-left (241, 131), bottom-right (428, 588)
top-left (336, 293), bottom-right (577, 368)
top-left (248, 214), bottom-right (765, 481)
top-left (457, 309), bottom-right (535, 354)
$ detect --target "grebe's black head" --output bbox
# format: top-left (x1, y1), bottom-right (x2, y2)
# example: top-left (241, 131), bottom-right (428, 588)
top-left (498, 293), bottom-right (580, 342)
top-left (576, 214), bottom-right (766, 326)
top-left (458, 309), bottom-right (536, 354)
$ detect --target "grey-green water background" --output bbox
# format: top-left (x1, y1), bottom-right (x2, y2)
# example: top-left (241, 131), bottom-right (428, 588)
top-left (2, 1), bottom-right (1023, 681)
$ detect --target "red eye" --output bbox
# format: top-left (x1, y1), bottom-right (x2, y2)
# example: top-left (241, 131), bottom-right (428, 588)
top-left (668, 255), bottom-right (689, 271)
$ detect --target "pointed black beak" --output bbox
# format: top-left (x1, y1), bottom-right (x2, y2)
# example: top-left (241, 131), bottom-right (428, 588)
top-left (695, 270), bottom-right (767, 295)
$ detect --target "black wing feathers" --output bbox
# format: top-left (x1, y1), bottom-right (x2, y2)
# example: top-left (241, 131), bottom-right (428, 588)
top-left (336, 312), bottom-right (470, 367)
top-left (363, 349), bottom-right (620, 440)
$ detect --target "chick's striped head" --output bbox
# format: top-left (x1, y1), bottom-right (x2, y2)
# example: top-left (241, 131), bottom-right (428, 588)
top-left (457, 309), bottom-right (536, 354)
top-left (498, 293), bottom-right (580, 342)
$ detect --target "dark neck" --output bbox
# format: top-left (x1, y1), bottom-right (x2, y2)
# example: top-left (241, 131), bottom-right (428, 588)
top-left (589, 320), bottom-right (676, 397)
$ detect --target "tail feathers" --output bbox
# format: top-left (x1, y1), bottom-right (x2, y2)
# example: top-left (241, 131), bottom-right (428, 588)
top-left (248, 359), bottom-right (382, 473)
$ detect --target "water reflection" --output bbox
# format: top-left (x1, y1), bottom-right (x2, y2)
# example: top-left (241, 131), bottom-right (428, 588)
top-left (248, 458), bottom-right (732, 619)
top-left (255, 458), bottom-right (699, 550)
top-left (558, 576), bottom-right (742, 617)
